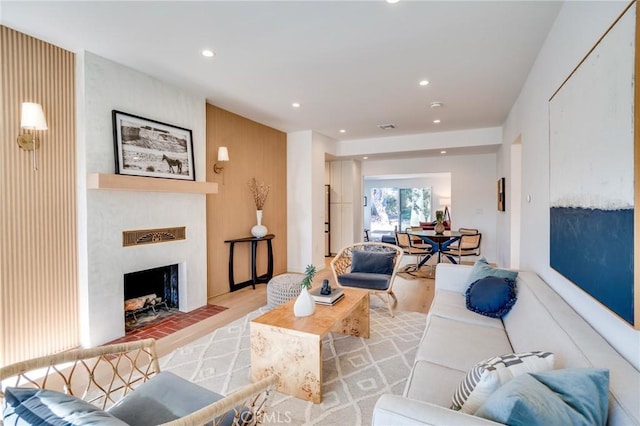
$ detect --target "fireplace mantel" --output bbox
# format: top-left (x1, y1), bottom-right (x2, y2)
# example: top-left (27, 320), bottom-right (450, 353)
top-left (87, 173), bottom-right (218, 194)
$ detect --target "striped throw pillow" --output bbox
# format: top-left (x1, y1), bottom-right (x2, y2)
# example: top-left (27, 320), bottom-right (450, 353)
top-left (451, 351), bottom-right (555, 414)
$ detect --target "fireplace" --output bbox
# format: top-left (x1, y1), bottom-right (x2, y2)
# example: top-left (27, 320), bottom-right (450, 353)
top-left (124, 264), bottom-right (179, 331)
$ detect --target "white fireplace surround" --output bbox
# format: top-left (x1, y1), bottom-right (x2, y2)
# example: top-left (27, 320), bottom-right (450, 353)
top-left (78, 191), bottom-right (207, 347)
top-left (77, 51), bottom-right (208, 347)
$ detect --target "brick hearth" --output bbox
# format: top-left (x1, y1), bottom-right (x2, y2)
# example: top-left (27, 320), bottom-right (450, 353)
top-left (108, 304), bottom-right (227, 344)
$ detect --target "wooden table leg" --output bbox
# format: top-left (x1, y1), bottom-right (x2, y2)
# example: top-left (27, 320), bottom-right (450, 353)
top-left (250, 323), bottom-right (322, 403)
top-left (331, 292), bottom-right (370, 338)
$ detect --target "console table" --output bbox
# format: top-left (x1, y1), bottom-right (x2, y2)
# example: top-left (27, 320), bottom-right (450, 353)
top-left (224, 234), bottom-right (274, 292)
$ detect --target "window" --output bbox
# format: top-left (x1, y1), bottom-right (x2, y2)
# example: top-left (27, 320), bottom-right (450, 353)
top-left (370, 187), bottom-right (432, 240)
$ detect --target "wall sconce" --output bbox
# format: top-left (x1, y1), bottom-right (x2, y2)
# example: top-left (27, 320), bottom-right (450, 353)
top-left (17, 102), bottom-right (48, 171)
top-left (214, 146), bottom-right (230, 174)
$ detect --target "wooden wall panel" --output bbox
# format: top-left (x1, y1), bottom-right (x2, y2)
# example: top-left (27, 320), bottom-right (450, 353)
top-left (0, 26), bottom-right (78, 366)
top-left (206, 105), bottom-right (287, 298)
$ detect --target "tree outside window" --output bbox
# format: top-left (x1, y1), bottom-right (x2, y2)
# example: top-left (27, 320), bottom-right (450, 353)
top-left (370, 187), bottom-right (431, 240)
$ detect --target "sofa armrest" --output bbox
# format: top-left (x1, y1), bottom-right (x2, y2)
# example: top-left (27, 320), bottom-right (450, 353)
top-left (373, 395), bottom-right (502, 426)
top-left (434, 263), bottom-right (473, 294)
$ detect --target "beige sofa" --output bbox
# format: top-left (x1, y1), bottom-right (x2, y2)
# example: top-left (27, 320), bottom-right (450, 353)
top-left (372, 263), bottom-right (640, 425)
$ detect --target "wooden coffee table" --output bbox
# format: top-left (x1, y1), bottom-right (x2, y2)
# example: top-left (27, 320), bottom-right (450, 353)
top-left (250, 287), bottom-right (369, 403)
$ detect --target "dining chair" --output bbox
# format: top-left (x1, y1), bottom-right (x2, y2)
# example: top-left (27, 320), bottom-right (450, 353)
top-left (446, 227), bottom-right (479, 250)
top-left (395, 231), bottom-right (433, 271)
top-left (441, 231), bottom-right (482, 264)
top-left (458, 227), bottom-right (479, 235)
top-left (407, 226), bottom-right (431, 247)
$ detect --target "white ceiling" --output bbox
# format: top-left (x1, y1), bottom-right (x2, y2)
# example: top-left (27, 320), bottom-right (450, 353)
top-left (1, 1), bottom-right (562, 148)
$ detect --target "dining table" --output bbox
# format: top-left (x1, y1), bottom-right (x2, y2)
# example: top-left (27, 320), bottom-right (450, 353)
top-left (407, 229), bottom-right (462, 267)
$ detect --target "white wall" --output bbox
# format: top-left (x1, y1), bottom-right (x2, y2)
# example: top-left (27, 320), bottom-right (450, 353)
top-left (501, 0), bottom-right (640, 369)
top-left (363, 154), bottom-right (497, 263)
top-left (286, 131), bottom-right (313, 273)
top-left (287, 130), bottom-right (336, 272)
top-left (338, 127), bottom-right (502, 157)
top-left (77, 51), bottom-right (207, 347)
top-left (509, 142), bottom-right (522, 269)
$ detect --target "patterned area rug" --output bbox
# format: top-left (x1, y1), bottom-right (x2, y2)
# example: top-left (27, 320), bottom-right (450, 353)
top-left (160, 305), bottom-right (427, 425)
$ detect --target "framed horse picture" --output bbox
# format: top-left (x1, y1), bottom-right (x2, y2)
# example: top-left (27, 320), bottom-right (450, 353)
top-left (112, 110), bottom-right (195, 181)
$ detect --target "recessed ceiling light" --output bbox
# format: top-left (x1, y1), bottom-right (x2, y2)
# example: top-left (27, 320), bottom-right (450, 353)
top-left (433, 119), bottom-right (441, 124)
top-left (339, 129), bottom-right (346, 133)
top-left (292, 102), bottom-right (301, 108)
top-left (419, 80), bottom-right (429, 86)
top-left (430, 101), bottom-right (443, 108)
top-left (386, 0), bottom-right (400, 4)
top-left (363, 156), bottom-right (369, 160)
top-left (201, 49), bottom-right (214, 58)
top-left (440, 150), bottom-right (447, 154)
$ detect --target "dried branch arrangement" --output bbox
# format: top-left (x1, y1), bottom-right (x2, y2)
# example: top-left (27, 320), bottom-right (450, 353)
top-left (248, 178), bottom-right (271, 210)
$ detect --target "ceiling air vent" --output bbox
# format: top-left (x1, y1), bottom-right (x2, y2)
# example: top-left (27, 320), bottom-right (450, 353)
top-left (377, 124), bottom-right (396, 130)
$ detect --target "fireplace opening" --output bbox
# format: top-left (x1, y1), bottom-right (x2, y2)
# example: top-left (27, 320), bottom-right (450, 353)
top-left (124, 264), bottom-right (179, 332)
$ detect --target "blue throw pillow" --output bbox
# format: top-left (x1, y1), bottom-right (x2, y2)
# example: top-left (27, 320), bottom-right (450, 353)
top-left (466, 276), bottom-right (517, 318)
top-left (3, 387), bottom-right (127, 425)
top-left (351, 250), bottom-right (395, 275)
top-left (467, 257), bottom-right (518, 286)
top-left (475, 368), bottom-right (610, 426)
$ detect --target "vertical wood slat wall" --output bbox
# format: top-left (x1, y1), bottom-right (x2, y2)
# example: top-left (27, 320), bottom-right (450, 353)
top-left (206, 105), bottom-right (287, 298)
top-left (0, 26), bottom-right (78, 366)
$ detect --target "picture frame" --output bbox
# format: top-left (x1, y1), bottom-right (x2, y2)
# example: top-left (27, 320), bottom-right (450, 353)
top-left (112, 110), bottom-right (195, 181)
top-left (497, 177), bottom-right (505, 211)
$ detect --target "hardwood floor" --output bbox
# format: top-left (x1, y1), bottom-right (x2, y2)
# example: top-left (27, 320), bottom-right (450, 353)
top-left (156, 257), bottom-right (435, 357)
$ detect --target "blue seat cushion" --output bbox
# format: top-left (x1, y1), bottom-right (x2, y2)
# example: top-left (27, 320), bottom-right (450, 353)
top-left (2, 387), bottom-right (127, 425)
top-left (351, 250), bottom-right (395, 275)
top-left (337, 272), bottom-right (391, 290)
top-left (107, 371), bottom-right (247, 426)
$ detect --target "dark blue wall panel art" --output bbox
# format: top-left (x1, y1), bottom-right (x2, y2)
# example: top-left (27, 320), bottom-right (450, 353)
top-left (549, 3), bottom-right (635, 327)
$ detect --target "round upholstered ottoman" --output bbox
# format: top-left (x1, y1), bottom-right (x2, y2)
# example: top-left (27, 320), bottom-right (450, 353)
top-left (267, 273), bottom-right (304, 308)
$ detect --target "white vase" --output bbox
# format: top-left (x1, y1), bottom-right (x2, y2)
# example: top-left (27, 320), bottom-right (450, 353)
top-left (251, 210), bottom-right (268, 238)
top-left (293, 287), bottom-right (315, 317)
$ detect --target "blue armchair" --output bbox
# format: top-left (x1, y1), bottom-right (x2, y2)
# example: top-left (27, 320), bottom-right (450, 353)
top-left (330, 242), bottom-right (404, 316)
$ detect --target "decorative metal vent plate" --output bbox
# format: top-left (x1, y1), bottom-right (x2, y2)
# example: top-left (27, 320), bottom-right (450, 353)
top-left (123, 227), bottom-right (185, 247)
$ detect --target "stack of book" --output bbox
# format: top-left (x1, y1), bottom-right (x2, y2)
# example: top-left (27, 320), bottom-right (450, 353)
top-left (310, 287), bottom-right (344, 305)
